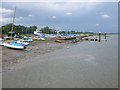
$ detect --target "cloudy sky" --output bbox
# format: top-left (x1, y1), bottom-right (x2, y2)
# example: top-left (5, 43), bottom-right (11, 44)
top-left (1, 0), bottom-right (118, 33)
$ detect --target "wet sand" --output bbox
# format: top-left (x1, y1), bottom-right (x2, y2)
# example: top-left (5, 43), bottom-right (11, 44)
top-left (2, 35), bottom-right (118, 88)
top-left (2, 39), bottom-right (72, 72)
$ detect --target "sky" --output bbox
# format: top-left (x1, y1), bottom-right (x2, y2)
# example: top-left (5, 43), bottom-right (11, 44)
top-left (1, 0), bottom-right (118, 33)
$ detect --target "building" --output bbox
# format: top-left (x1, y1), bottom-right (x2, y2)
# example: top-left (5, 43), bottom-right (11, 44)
top-left (34, 29), bottom-right (42, 35)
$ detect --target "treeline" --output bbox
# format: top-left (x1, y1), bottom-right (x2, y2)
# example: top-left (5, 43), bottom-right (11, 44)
top-left (0, 23), bottom-right (94, 35)
top-left (0, 24), bottom-right (37, 34)
top-left (39, 27), bottom-right (94, 34)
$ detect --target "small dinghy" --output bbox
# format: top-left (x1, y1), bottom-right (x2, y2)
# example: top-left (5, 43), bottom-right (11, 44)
top-left (22, 38), bottom-right (34, 42)
top-left (34, 37), bottom-right (45, 41)
top-left (38, 38), bottom-right (45, 41)
top-left (55, 40), bottom-right (62, 43)
top-left (17, 40), bottom-right (29, 45)
top-left (3, 42), bottom-right (26, 50)
top-left (12, 40), bottom-right (29, 45)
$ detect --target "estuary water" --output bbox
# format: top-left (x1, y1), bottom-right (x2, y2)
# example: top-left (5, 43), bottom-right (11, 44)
top-left (2, 35), bottom-right (118, 88)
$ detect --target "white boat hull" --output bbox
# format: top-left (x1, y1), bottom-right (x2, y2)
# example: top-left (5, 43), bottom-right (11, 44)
top-left (17, 41), bottom-right (29, 45)
top-left (3, 43), bottom-right (25, 50)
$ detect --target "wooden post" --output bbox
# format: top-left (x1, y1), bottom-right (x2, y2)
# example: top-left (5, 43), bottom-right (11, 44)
top-left (80, 34), bottom-right (82, 40)
top-left (105, 32), bottom-right (106, 39)
top-left (80, 36), bottom-right (82, 40)
top-left (98, 32), bottom-right (101, 42)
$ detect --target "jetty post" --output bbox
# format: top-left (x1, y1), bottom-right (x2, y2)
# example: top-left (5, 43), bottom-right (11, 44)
top-left (80, 34), bottom-right (82, 40)
top-left (105, 32), bottom-right (106, 39)
top-left (98, 32), bottom-right (101, 42)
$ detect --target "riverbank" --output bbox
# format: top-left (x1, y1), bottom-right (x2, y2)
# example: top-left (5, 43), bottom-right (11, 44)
top-left (2, 38), bottom-right (72, 72)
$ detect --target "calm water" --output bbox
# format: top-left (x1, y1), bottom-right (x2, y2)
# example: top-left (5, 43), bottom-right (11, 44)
top-left (3, 35), bottom-right (118, 88)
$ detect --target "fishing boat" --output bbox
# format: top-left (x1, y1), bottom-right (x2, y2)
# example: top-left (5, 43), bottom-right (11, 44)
top-left (3, 42), bottom-right (26, 50)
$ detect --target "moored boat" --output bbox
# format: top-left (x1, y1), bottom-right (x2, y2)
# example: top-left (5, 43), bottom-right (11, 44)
top-left (34, 37), bottom-right (45, 41)
top-left (22, 38), bottom-right (34, 42)
top-left (12, 40), bottom-right (29, 45)
top-left (39, 38), bottom-right (45, 41)
top-left (55, 40), bottom-right (62, 43)
top-left (3, 42), bottom-right (26, 50)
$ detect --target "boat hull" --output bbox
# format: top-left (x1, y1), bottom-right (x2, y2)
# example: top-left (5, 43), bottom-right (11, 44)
top-left (55, 40), bottom-right (62, 43)
top-left (4, 46), bottom-right (25, 50)
top-left (3, 43), bottom-right (25, 50)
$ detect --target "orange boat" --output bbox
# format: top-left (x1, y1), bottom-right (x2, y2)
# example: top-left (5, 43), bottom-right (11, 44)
top-left (55, 40), bottom-right (62, 43)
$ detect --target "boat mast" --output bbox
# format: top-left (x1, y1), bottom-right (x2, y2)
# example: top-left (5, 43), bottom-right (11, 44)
top-left (11, 7), bottom-right (16, 39)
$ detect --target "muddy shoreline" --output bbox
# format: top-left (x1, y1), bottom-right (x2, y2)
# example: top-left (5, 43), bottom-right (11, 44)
top-left (2, 39), bottom-right (72, 72)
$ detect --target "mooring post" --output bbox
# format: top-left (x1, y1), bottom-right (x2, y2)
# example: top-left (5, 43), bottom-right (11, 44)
top-left (105, 32), bottom-right (106, 39)
top-left (80, 36), bottom-right (82, 40)
top-left (80, 34), bottom-right (82, 40)
top-left (99, 32), bottom-right (101, 42)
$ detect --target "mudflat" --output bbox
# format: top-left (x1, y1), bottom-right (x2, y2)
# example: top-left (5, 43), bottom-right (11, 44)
top-left (2, 39), bottom-right (71, 72)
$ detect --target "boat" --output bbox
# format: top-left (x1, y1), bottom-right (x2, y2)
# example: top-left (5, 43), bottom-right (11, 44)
top-left (12, 40), bottom-right (29, 45)
top-left (3, 42), bottom-right (26, 50)
top-left (38, 38), bottom-right (45, 41)
top-left (55, 40), bottom-right (62, 43)
top-left (17, 40), bottom-right (29, 45)
top-left (34, 37), bottom-right (45, 41)
top-left (3, 8), bottom-right (27, 50)
top-left (22, 38), bottom-right (34, 42)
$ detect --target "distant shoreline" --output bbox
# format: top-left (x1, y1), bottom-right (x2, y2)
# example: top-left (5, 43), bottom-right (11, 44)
top-left (106, 33), bottom-right (120, 35)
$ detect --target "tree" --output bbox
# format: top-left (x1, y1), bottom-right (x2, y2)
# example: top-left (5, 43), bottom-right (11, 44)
top-left (1, 23), bottom-right (38, 34)
top-left (14, 25), bottom-right (26, 34)
top-left (59, 31), bottom-right (66, 34)
top-left (28, 26), bottom-right (37, 34)
top-left (70, 31), bottom-right (75, 34)
top-left (0, 27), bottom-right (2, 34)
top-left (2, 23), bottom-right (13, 34)
top-left (40, 26), bottom-right (52, 34)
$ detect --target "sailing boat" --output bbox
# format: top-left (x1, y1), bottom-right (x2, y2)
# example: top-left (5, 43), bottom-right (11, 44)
top-left (3, 7), bottom-right (26, 50)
